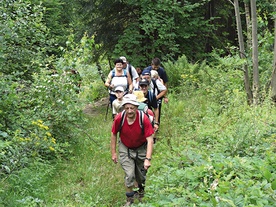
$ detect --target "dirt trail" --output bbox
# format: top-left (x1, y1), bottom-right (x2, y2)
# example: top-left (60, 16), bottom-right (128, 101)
top-left (82, 97), bottom-right (109, 115)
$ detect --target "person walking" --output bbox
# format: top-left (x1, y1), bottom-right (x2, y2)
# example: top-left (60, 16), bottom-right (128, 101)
top-left (112, 86), bottom-right (125, 119)
top-left (120, 56), bottom-right (139, 90)
top-left (111, 94), bottom-right (155, 206)
top-left (144, 57), bottom-right (169, 104)
top-left (141, 70), bottom-right (166, 125)
top-left (105, 58), bottom-right (133, 105)
top-left (137, 79), bottom-right (159, 130)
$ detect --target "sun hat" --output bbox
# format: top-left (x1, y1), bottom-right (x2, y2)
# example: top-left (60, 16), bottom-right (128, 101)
top-left (142, 69), bottom-right (151, 76)
top-left (133, 91), bottom-right (147, 102)
top-left (114, 86), bottom-right (124, 92)
top-left (122, 94), bottom-right (140, 106)
top-left (139, 78), bottom-right (149, 86)
top-left (120, 56), bottom-right (127, 63)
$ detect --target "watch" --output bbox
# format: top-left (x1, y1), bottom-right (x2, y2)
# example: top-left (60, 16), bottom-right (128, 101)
top-left (145, 157), bottom-right (151, 161)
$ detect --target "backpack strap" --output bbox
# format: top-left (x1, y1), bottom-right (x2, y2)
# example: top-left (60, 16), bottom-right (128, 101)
top-left (119, 110), bottom-right (126, 133)
top-left (151, 79), bottom-right (160, 95)
top-left (138, 110), bottom-right (144, 134)
top-left (128, 64), bottom-right (133, 80)
top-left (148, 90), bottom-right (153, 103)
top-left (111, 69), bottom-right (128, 79)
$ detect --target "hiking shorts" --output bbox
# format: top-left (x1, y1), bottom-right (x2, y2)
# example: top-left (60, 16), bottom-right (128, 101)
top-left (118, 141), bottom-right (147, 188)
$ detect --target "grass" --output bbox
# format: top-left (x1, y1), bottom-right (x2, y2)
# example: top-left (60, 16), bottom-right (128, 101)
top-left (43, 106), bottom-right (128, 207)
top-left (2, 90), bottom-right (276, 206)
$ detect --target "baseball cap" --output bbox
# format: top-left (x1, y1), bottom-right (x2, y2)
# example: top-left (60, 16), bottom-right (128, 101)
top-left (114, 86), bottom-right (124, 92)
top-left (142, 69), bottom-right (151, 76)
top-left (139, 78), bottom-right (149, 86)
top-left (120, 56), bottom-right (127, 63)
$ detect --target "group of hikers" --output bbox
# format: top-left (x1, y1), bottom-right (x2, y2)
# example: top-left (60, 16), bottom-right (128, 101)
top-left (104, 57), bottom-right (169, 206)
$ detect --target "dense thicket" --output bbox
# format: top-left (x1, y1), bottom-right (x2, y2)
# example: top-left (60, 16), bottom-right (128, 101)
top-left (76, 0), bottom-right (275, 66)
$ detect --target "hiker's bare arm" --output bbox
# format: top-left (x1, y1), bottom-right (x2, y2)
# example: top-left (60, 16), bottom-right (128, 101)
top-left (144, 135), bottom-right (154, 170)
top-left (153, 108), bottom-right (159, 131)
top-left (156, 89), bottom-right (167, 100)
top-left (111, 133), bottom-right (118, 163)
top-left (105, 72), bottom-right (113, 88)
top-left (127, 73), bottom-right (133, 93)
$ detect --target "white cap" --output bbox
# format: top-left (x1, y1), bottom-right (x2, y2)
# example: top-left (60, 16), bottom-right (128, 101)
top-left (120, 56), bottom-right (127, 63)
top-left (114, 86), bottom-right (124, 92)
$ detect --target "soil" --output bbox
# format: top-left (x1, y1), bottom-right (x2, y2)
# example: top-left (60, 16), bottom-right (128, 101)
top-left (83, 97), bottom-right (109, 116)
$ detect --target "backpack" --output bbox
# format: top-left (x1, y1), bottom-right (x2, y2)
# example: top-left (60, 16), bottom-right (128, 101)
top-left (118, 103), bottom-right (154, 134)
top-left (111, 68), bottom-right (128, 78)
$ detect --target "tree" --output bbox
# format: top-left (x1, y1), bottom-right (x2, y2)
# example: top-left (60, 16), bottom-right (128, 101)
top-left (270, 18), bottom-right (276, 101)
top-left (233, 0), bottom-right (253, 104)
top-left (250, 0), bottom-right (259, 105)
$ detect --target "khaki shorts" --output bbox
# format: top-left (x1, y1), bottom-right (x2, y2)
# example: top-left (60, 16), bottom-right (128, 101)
top-left (119, 141), bottom-right (148, 188)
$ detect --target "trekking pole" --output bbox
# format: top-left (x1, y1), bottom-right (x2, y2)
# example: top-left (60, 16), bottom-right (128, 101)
top-left (105, 100), bottom-right (110, 121)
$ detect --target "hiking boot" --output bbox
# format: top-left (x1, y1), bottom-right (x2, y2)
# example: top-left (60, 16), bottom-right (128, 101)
top-left (134, 184), bottom-right (145, 202)
top-left (123, 196), bottom-right (134, 206)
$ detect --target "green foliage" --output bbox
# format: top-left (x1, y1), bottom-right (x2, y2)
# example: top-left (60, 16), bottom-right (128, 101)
top-left (0, 0), bottom-right (53, 81)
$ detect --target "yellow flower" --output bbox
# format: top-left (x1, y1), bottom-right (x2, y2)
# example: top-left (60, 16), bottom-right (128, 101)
top-left (51, 138), bottom-right (56, 144)
top-left (49, 146), bottom-right (55, 151)
top-left (46, 132), bottom-right (52, 137)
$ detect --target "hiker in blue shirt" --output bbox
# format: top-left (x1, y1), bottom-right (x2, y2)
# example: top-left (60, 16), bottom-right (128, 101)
top-left (144, 57), bottom-right (169, 103)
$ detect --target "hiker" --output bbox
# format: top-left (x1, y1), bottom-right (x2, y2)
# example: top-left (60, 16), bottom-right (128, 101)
top-left (111, 94), bottom-right (155, 206)
top-left (141, 70), bottom-right (166, 125)
top-left (144, 57), bottom-right (169, 104)
top-left (133, 90), bottom-right (158, 129)
top-left (135, 80), bottom-right (159, 131)
top-left (105, 58), bottom-right (133, 105)
top-left (120, 56), bottom-right (139, 90)
top-left (112, 86), bottom-right (125, 119)
top-left (136, 67), bottom-right (143, 77)
top-left (151, 70), bottom-right (164, 85)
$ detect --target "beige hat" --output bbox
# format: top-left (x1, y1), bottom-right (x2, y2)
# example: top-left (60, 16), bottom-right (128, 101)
top-left (122, 94), bottom-right (140, 106)
top-left (120, 56), bottom-right (127, 63)
top-left (133, 91), bottom-right (147, 102)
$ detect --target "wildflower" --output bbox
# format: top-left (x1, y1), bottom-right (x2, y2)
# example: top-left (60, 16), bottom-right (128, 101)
top-left (51, 138), bottom-right (56, 144)
top-left (49, 146), bottom-right (55, 151)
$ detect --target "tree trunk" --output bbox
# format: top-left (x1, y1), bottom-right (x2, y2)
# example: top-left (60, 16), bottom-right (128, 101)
top-left (251, 0), bottom-right (259, 105)
top-left (234, 0), bottom-right (253, 104)
top-left (244, 2), bottom-right (251, 50)
top-left (270, 19), bottom-right (276, 102)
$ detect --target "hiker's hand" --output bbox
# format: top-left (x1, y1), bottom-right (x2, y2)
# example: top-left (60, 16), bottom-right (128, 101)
top-left (109, 84), bottom-right (114, 90)
top-left (112, 154), bottom-right (118, 164)
top-left (164, 97), bottom-right (169, 104)
top-left (154, 123), bottom-right (159, 131)
top-left (144, 159), bottom-right (151, 170)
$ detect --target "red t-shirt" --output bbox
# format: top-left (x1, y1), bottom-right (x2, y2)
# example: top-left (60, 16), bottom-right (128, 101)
top-left (112, 110), bottom-right (154, 148)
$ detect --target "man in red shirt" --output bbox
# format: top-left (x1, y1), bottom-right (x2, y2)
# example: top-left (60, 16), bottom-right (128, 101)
top-left (111, 94), bottom-right (155, 206)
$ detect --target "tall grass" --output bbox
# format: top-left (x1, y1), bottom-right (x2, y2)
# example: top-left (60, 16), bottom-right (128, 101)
top-left (2, 54), bottom-right (276, 206)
